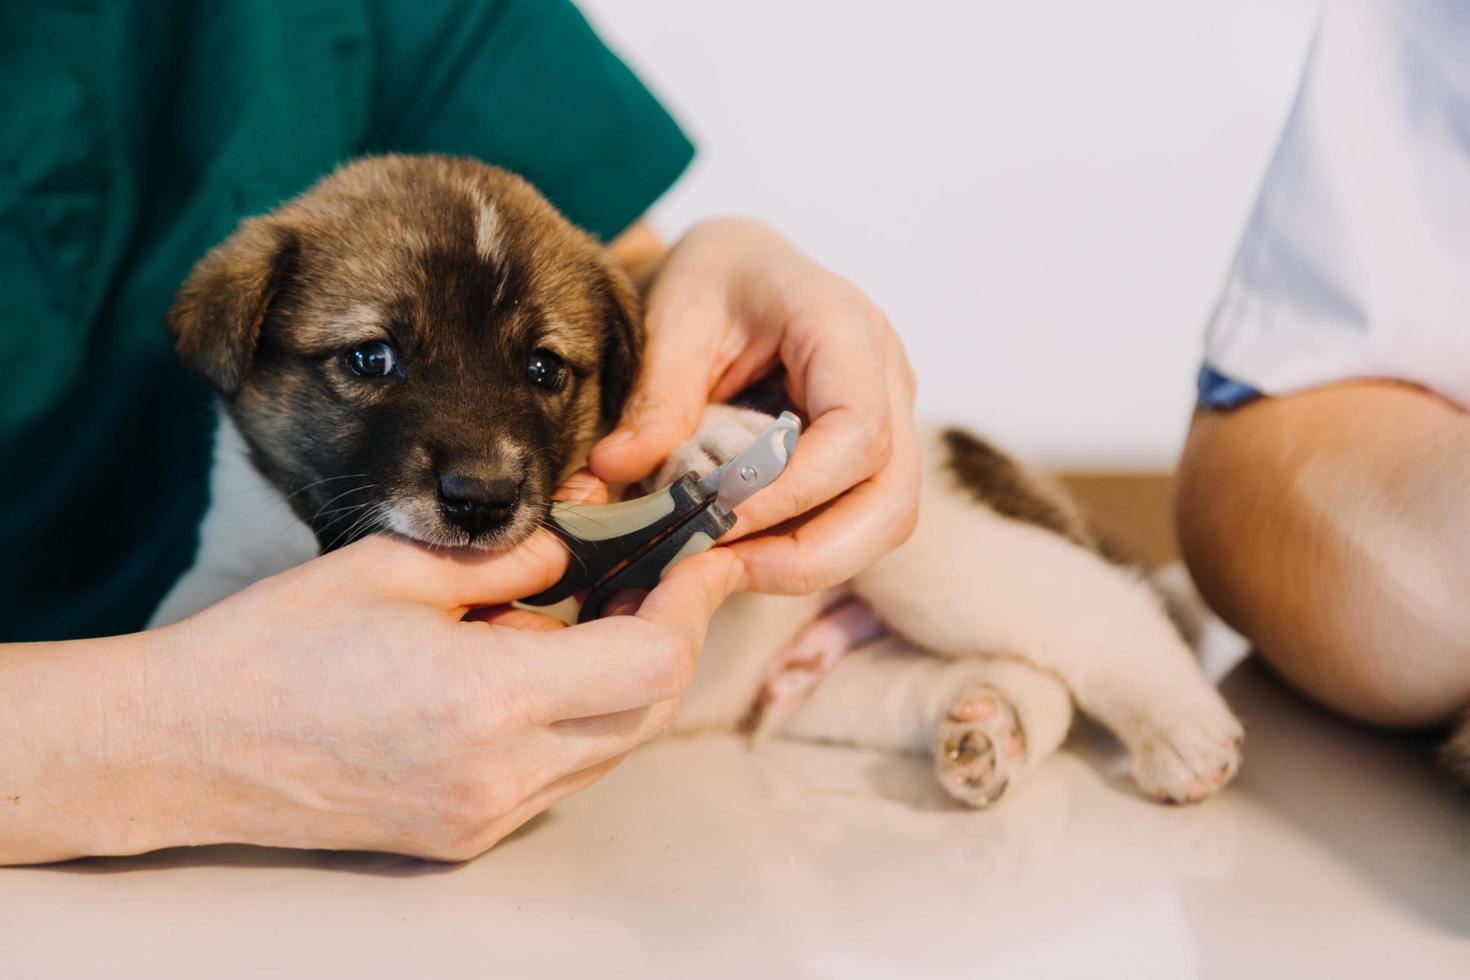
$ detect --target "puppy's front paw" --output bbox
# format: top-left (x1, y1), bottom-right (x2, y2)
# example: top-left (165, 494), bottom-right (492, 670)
top-left (1128, 693), bottom-right (1244, 805)
top-left (933, 685), bottom-right (1027, 809)
top-left (645, 405), bottom-right (776, 490)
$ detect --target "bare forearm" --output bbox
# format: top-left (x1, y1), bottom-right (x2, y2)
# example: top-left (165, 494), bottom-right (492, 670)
top-left (0, 628), bottom-right (198, 863)
top-left (1, 530), bottom-right (736, 864)
top-left (1176, 382), bottom-right (1470, 727)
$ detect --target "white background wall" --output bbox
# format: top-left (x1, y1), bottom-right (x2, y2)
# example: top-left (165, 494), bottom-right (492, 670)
top-left (579, 0), bottom-right (1323, 468)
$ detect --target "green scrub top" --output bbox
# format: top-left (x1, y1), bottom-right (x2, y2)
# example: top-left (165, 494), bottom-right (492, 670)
top-left (0, 1), bottom-right (693, 641)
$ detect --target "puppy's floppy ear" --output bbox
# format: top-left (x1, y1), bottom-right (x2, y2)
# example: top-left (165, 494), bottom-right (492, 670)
top-left (595, 259), bottom-right (645, 426)
top-left (165, 217), bottom-right (297, 397)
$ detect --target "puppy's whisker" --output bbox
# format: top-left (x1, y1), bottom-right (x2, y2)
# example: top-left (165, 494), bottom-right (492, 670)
top-left (215, 484), bottom-right (308, 502)
top-left (316, 503), bottom-right (374, 537)
top-left (308, 483), bottom-right (377, 522)
top-left (313, 501), bottom-right (381, 518)
top-left (326, 501), bottom-right (389, 553)
top-left (282, 473), bottom-right (370, 506)
top-left (332, 510), bottom-right (379, 552)
top-left (313, 496), bottom-right (372, 525)
top-left (537, 514), bottom-right (593, 581)
top-left (313, 497), bottom-right (379, 539)
top-left (310, 483), bottom-right (375, 517)
top-left (237, 473), bottom-right (374, 521)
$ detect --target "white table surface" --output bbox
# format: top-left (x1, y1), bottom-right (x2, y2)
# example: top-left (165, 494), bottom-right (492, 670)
top-left (4, 648), bottom-right (1468, 979)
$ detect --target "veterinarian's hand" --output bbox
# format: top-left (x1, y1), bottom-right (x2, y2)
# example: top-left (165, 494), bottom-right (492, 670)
top-left (591, 217), bottom-right (920, 594)
top-left (175, 533), bottom-right (739, 861)
top-left (0, 529), bottom-right (738, 865)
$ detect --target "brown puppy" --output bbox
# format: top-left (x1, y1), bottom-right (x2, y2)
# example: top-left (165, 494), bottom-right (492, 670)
top-left (155, 154), bottom-right (1243, 811)
top-left (167, 154), bottom-right (639, 551)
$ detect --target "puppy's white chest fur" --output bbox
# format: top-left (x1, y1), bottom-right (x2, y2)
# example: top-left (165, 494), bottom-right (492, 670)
top-left (151, 415), bottom-right (317, 628)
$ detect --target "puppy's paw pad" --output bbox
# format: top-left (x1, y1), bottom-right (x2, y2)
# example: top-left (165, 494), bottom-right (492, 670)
top-left (657, 443), bottom-right (720, 485)
top-left (1129, 705), bottom-right (1244, 805)
top-left (933, 685), bottom-right (1025, 809)
top-left (647, 407), bottom-right (776, 489)
top-left (693, 407), bottom-right (774, 467)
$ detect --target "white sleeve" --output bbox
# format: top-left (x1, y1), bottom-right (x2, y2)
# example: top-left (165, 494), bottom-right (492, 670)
top-left (1204, 0), bottom-right (1470, 409)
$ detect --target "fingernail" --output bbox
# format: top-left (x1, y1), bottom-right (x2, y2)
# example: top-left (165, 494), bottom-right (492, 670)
top-left (599, 428), bottom-right (635, 450)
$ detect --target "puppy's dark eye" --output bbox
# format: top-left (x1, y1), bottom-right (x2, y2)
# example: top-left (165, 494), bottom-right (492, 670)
top-left (345, 342), bottom-right (398, 379)
top-left (526, 349), bottom-right (567, 391)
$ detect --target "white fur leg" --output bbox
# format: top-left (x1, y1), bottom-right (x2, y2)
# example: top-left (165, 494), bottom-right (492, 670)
top-left (750, 598), bottom-right (887, 737)
top-left (852, 429), bottom-right (1244, 804)
top-left (779, 639), bottom-right (1074, 807)
top-left (673, 590), bottom-right (828, 734)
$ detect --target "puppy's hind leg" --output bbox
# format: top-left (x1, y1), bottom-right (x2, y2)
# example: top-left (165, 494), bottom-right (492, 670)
top-left (779, 639), bottom-right (1074, 808)
top-left (853, 428), bottom-right (1244, 804)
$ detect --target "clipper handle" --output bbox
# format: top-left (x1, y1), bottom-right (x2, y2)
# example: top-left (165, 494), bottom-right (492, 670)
top-left (522, 474), bottom-right (705, 606)
top-left (576, 505), bottom-right (736, 623)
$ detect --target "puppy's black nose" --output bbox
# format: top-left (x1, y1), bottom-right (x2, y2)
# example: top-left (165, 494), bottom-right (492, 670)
top-left (437, 472), bottom-right (521, 537)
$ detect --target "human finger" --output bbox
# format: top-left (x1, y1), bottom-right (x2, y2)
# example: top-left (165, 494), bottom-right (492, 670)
top-left (588, 296), bottom-right (730, 485)
top-left (554, 468), bottom-right (610, 505)
top-left (730, 453), bottom-right (917, 593)
top-left (529, 699), bottom-right (681, 780)
top-left (331, 530), bottom-right (571, 611)
top-left (732, 334), bottom-right (920, 592)
top-left (426, 754), bottom-right (628, 862)
top-left (496, 548), bottom-right (741, 722)
top-left (726, 305), bottom-right (892, 539)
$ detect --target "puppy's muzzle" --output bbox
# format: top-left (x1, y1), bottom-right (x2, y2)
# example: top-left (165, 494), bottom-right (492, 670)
top-left (436, 471), bottom-right (521, 538)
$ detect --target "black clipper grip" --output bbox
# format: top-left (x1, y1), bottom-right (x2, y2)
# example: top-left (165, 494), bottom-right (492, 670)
top-left (576, 505), bottom-right (736, 623)
top-left (522, 474), bottom-right (706, 607)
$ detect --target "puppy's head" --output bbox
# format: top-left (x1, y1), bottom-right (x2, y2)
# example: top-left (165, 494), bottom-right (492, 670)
top-left (167, 155), bottom-right (641, 551)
